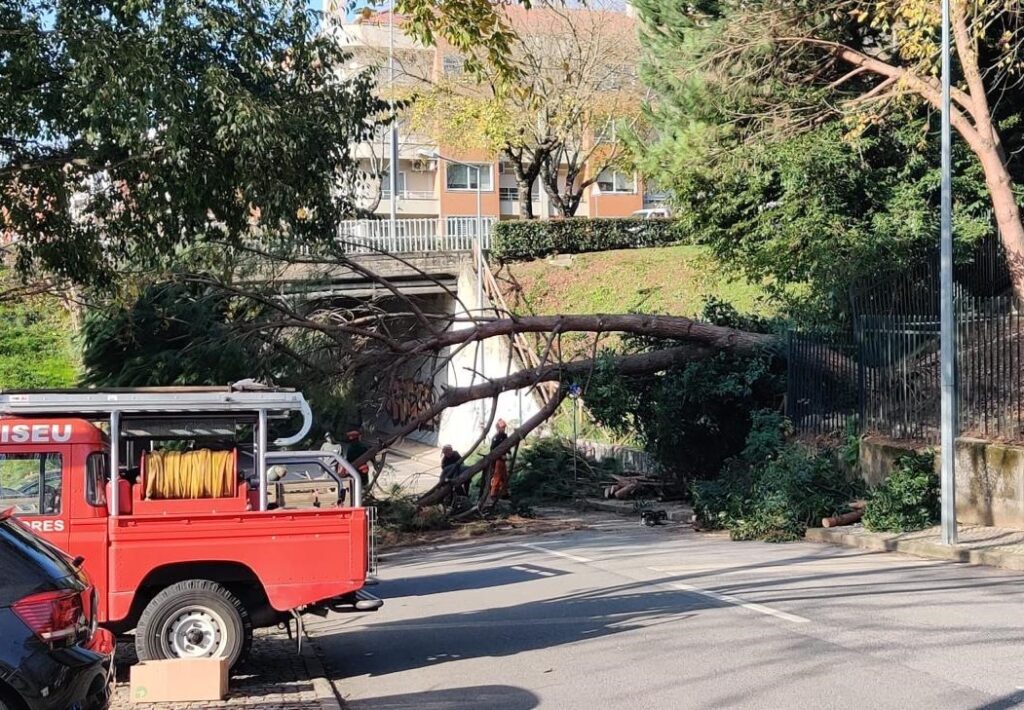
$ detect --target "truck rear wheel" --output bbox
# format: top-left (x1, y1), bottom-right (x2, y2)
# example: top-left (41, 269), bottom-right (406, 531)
top-left (136, 580), bottom-right (252, 669)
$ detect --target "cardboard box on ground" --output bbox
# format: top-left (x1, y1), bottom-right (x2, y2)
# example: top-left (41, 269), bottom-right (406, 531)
top-left (130, 658), bottom-right (229, 703)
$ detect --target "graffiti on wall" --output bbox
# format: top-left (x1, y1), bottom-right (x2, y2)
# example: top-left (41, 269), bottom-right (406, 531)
top-left (386, 377), bottom-right (440, 431)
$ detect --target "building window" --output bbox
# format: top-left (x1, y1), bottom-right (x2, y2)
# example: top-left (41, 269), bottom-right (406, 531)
top-left (0, 452), bottom-right (62, 515)
top-left (500, 184), bottom-right (540, 202)
top-left (443, 54), bottom-right (464, 76)
top-left (596, 169), bottom-right (636, 194)
top-left (380, 169), bottom-right (407, 198)
top-left (446, 163), bottom-right (492, 191)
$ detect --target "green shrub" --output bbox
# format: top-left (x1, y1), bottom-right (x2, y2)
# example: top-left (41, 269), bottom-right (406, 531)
top-left (692, 411), bottom-right (864, 542)
top-left (492, 217), bottom-right (687, 262)
top-left (510, 437), bottom-right (620, 504)
top-left (862, 452), bottom-right (939, 532)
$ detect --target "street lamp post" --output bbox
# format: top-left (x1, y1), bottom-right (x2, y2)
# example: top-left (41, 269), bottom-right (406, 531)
top-left (388, 0), bottom-right (399, 245)
top-left (939, 0), bottom-right (957, 545)
top-left (418, 149), bottom-right (488, 429)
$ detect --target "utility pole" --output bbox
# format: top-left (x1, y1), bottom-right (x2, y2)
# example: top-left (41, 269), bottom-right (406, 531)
top-left (939, 0), bottom-right (957, 545)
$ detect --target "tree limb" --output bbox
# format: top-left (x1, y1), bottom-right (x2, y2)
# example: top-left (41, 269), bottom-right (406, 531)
top-left (416, 387), bottom-right (567, 508)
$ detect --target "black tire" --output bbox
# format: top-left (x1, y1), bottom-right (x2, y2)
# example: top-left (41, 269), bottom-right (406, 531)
top-left (135, 579), bottom-right (252, 669)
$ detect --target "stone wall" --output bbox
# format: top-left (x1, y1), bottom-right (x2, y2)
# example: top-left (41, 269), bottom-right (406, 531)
top-left (955, 439), bottom-right (1024, 528)
top-left (860, 437), bottom-right (1024, 529)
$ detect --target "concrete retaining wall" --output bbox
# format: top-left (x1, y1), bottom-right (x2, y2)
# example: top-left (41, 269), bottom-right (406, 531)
top-left (432, 264), bottom-right (545, 453)
top-left (860, 437), bottom-right (1024, 529)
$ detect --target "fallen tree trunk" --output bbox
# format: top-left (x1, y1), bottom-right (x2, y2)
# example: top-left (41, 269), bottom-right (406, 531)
top-left (821, 509), bottom-right (864, 527)
top-left (352, 344), bottom-right (711, 469)
top-left (416, 389), bottom-right (567, 508)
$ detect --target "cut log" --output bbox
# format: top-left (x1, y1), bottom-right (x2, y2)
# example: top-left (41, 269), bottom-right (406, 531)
top-left (822, 509), bottom-right (864, 528)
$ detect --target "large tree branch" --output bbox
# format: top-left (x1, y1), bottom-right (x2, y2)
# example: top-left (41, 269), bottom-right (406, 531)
top-left (950, 1), bottom-right (1003, 156)
top-left (397, 314), bottom-right (776, 358)
top-left (772, 36), bottom-right (979, 130)
top-left (353, 344), bottom-right (714, 468)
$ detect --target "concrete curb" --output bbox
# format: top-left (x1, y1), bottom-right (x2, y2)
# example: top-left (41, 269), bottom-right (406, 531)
top-left (805, 527), bottom-right (1024, 572)
top-left (582, 497), bottom-right (693, 523)
top-left (301, 635), bottom-right (343, 710)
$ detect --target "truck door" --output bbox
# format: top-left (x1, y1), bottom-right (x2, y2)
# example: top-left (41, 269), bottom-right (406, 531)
top-left (0, 448), bottom-right (70, 550)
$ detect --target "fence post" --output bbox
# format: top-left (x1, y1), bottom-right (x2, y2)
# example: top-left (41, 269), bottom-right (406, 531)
top-left (855, 316), bottom-right (865, 435)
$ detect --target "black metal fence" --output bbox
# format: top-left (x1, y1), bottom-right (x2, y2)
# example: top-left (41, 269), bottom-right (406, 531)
top-left (787, 332), bottom-right (859, 439)
top-left (789, 295), bottom-right (1024, 443)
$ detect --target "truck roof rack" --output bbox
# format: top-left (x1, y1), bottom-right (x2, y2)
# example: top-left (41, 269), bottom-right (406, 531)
top-left (0, 385), bottom-right (305, 419)
top-left (0, 384), bottom-right (314, 515)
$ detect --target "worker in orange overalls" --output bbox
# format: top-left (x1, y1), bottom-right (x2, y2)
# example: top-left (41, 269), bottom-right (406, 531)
top-left (488, 419), bottom-right (510, 501)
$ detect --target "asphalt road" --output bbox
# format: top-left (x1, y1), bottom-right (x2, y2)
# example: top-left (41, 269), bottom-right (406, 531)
top-left (309, 514), bottom-right (1024, 710)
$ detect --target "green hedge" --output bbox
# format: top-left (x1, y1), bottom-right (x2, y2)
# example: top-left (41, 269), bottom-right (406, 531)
top-left (491, 217), bottom-right (687, 262)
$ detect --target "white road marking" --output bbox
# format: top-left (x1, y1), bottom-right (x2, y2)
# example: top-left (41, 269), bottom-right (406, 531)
top-left (663, 578), bottom-right (810, 624)
top-left (521, 543), bottom-right (808, 624)
top-left (521, 543), bottom-right (593, 563)
top-left (511, 565), bottom-right (557, 577)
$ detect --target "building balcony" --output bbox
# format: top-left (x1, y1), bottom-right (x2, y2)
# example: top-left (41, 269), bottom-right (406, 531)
top-left (499, 187), bottom-right (540, 215)
top-left (375, 190), bottom-right (440, 216)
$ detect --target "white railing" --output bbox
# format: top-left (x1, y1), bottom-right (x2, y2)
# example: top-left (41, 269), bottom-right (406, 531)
top-left (380, 189), bottom-right (437, 201)
top-left (499, 187), bottom-right (539, 202)
top-left (336, 217), bottom-right (494, 253)
top-left (445, 216), bottom-right (496, 251)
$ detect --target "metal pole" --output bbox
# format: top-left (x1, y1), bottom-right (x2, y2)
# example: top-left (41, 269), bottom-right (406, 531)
top-left (388, 0), bottom-right (399, 244)
top-left (475, 165), bottom-right (483, 306)
top-left (475, 166), bottom-right (485, 430)
top-left (476, 165), bottom-right (483, 249)
top-left (572, 398), bottom-right (578, 485)
top-left (109, 411), bottom-right (120, 517)
top-left (939, 0), bottom-right (957, 545)
top-left (258, 410), bottom-right (269, 512)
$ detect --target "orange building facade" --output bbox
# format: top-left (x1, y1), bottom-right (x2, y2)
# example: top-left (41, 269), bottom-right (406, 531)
top-left (330, 5), bottom-right (664, 229)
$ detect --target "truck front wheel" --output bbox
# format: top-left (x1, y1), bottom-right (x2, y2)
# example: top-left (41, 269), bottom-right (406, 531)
top-left (136, 579), bottom-right (253, 669)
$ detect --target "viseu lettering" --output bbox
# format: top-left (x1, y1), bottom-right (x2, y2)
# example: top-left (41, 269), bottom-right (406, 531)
top-left (0, 424), bottom-right (74, 444)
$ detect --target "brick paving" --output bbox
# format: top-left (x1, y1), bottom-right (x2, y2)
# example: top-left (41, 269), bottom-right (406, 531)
top-left (110, 628), bottom-right (335, 709)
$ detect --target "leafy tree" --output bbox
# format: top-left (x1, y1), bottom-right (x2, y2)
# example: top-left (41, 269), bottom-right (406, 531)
top-left (81, 281), bottom-right (262, 387)
top-left (80, 279), bottom-right (361, 435)
top-left (639, 116), bottom-right (993, 321)
top-left (2, 0), bottom-right (388, 286)
top-left (408, 1), bottom-right (645, 217)
top-left (633, 0), bottom-right (1024, 297)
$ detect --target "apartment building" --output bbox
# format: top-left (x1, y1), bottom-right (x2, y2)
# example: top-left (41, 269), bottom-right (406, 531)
top-left (327, 4), bottom-right (666, 235)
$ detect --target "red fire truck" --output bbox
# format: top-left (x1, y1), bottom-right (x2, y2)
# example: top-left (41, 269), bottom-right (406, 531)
top-left (0, 386), bottom-right (380, 667)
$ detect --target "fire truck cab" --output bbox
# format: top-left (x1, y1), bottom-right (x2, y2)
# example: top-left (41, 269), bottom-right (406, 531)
top-left (0, 386), bottom-right (379, 667)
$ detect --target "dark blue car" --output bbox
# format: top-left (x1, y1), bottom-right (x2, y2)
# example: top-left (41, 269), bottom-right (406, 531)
top-left (0, 510), bottom-right (113, 710)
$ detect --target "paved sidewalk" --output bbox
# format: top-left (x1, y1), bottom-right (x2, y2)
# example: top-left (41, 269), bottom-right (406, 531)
top-left (806, 522), bottom-right (1024, 571)
top-left (111, 628), bottom-right (340, 709)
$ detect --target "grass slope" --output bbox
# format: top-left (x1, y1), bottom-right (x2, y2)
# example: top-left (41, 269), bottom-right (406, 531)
top-left (500, 245), bottom-right (767, 318)
top-left (0, 296), bottom-right (79, 388)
